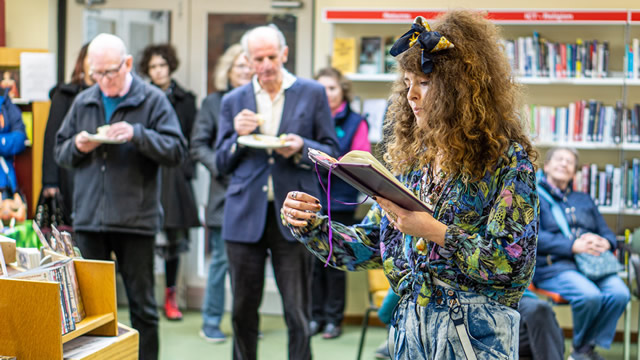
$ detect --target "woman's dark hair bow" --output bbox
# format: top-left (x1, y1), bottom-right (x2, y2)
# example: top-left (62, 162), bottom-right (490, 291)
top-left (389, 16), bottom-right (454, 74)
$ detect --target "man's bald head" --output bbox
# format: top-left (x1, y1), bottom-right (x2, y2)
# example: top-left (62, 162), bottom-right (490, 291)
top-left (88, 33), bottom-right (128, 60)
top-left (87, 33), bottom-right (133, 97)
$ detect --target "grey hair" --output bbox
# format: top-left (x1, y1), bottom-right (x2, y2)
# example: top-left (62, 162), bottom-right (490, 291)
top-left (214, 44), bottom-right (245, 91)
top-left (240, 24), bottom-right (287, 57)
top-left (544, 146), bottom-right (579, 172)
top-left (88, 33), bottom-right (128, 59)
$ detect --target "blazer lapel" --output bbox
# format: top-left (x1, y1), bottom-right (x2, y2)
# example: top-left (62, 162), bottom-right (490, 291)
top-left (278, 80), bottom-right (300, 134)
top-left (244, 83), bottom-right (257, 113)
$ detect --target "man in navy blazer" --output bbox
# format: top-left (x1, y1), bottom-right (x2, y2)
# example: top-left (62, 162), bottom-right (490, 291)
top-left (215, 24), bottom-right (339, 360)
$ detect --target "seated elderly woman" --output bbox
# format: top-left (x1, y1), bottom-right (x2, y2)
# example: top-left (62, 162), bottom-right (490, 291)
top-left (534, 146), bottom-right (630, 360)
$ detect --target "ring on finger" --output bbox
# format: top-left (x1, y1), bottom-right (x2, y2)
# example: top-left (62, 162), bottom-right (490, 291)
top-left (291, 191), bottom-right (298, 200)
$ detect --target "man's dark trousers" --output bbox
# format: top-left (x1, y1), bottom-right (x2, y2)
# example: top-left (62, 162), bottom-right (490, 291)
top-left (76, 231), bottom-right (159, 360)
top-left (518, 295), bottom-right (565, 360)
top-left (226, 204), bottom-right (312, 360)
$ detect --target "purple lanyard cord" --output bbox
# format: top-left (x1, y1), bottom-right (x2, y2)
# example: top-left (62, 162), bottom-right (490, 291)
top-left (314, 162), bottom-right (369, 267)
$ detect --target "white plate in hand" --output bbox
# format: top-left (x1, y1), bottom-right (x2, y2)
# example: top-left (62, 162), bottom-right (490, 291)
top-left (86, 134), bottom-right (126, 144)
top-left (237, 134), bottom-right (292, 149)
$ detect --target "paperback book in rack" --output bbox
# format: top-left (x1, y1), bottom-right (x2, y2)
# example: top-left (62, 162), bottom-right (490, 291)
top-left (11, 258), bottom-right (86, 335)
top-left (308, 148), bottom-right (431, 214)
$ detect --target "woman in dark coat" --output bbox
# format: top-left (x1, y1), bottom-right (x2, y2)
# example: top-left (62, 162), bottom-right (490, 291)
top-left (139, 43), bottom-right (200, 321)
top-left (310, 67), bottom-right (371, 339)
top-left (42, 43), bottom-right (93, 225)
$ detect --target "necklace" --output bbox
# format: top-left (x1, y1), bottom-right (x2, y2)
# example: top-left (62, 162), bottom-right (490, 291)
top-left (420, 163), bottom-right (448, 211)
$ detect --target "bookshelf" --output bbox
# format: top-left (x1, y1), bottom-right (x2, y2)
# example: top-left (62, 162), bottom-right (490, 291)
top-left (0, 259), bottom-right (138, 360)
top-left (324, 8), bottom-right (640, 226)
top-left (0, 47), bottom-right (51, 218)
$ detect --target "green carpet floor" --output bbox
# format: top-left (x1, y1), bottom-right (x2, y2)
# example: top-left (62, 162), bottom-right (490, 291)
top-left (118, 308), bottom-right (633, 359)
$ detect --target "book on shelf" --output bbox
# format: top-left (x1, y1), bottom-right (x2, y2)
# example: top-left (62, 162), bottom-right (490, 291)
top-left (590, 163), bottom-right (598, 204)
top-left (21, 112), bottom-right (32, 144)
top-left (358, 37), bottom-right (382, 74)
top-left (16, 247), bottom-right (40, 269)
top-left (0, 236), bottom-right (15, 265)
top-left (631, 39), bottom-right (639, 79)
top-left (0, 67), bottom-right (20, 100)
top-left (308, 148), bottom-right (431, 214)
top-left (384, 36), bottom-right (396, 73)
top-left (331, 38), bottom-right (357, 75)
top-left (630, 161), bottom-right (637, 210)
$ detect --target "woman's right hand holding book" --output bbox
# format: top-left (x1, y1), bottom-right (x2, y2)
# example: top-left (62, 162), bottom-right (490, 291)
top-left (281, 191), bottom-right (322, 228)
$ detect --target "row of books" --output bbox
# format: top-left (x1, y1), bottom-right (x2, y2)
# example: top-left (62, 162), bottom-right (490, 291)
top-left (573, 160), bottom-right (640, 211)
top-left (529, 101), bottom-right (640, 144)
top-left (11, 257), bottom-right (85, 335)
top-left (332, 37), bottom-right (396, 75)
top-left (503, 34), bottom-right (610, 79)
top-left (332, 34), bottom-right (640, 80)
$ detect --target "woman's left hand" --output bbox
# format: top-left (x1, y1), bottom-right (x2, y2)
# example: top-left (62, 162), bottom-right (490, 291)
top-left (376, 197), bottom-right (447, 246)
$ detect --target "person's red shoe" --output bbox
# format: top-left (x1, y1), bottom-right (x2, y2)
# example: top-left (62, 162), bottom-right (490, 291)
top-left (164, 287), bottom-right (183, 321)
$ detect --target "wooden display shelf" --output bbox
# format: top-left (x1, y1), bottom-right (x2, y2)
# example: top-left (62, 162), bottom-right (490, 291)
top-left (0, 259), bottom-right (120, 360)
top-left (61, 313), bottom-right (116, 343)
top-left (63, 323), bottom-right (138, 360)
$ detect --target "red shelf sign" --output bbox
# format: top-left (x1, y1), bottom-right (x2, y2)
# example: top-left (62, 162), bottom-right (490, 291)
top-left (324, 10), bottom-right (444, 23)
top-left (631, 10), bottom-right (640, 23)
top-left (324, 9), bottom-right (629, 24)
top-left (487, 10), bottom-right (627, 23)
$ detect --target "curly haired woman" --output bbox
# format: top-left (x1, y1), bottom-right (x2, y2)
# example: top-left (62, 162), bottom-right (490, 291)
top-left (281, 10), bottom-right (539, 359)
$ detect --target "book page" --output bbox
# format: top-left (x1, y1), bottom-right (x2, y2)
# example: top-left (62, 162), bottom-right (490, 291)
top-left (308, 148), bottom-right (429, 213)
top-left (338, 151), bottom-right (405, 189)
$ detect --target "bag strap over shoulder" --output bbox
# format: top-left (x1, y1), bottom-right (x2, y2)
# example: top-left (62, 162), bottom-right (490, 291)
top-left (537, 185), bottom-right (572, 239)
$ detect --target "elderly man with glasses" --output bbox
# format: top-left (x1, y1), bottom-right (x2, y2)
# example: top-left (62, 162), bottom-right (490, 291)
top-left (54, 33), bottom-right (186, 360)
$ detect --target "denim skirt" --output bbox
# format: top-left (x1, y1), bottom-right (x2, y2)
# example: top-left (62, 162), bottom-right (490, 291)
top-left (389, 283), bottom-right (520, 360)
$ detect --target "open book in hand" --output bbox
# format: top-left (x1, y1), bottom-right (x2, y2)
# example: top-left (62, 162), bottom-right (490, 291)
top-left (308, 148), bottom-right (432, 214)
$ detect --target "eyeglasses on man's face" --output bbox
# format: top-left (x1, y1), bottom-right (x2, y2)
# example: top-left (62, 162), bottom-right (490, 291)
top-left (91, 58), bottom-right (126, 80)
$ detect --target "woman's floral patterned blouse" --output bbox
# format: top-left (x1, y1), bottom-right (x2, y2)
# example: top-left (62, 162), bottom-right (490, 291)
top-left (288, 142), bottom-right (539, 309)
